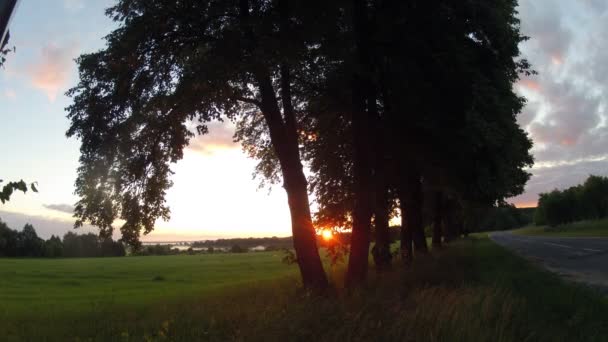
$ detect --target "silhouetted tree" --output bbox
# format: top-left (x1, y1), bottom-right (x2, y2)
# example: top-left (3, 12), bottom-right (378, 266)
top-left (17, 224), bottom-right (44, 257)
top-left (230, 244), bottom-right (246, 253)
top-left (535, 175), bottom-right (608, 226)
top-left (44, 235), bottom-right (64, 258)
top-left (0, 218), bottom-right (17, 256)
top-left (66, 0), bottom-right (332, 289)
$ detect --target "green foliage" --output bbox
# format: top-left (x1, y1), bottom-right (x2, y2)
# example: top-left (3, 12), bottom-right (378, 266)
top-left (0, 220), bottom-right (45, 257)
top-left (65, 0), bottom-right (333, 250)
top-left (535, 175), bottom-right (608, 226)
top-left (192, 236), bottom-right (293, 250)
top-left (134, 244), bottom-right (178, 256)
top-left (0, 220), bottom-right (124, 258)
top-left (44, 235), bottom-right (64, 258)
top-left (477, 204), bottom-right (533, 231)
top-left (0, 31), bottom-right (14, 68)
top-left (229, 244), bottom-right (246, 253)
top-left (0, 180), bottom-right (38, 204)
top-left (280, 248), bottom-right (297, 265)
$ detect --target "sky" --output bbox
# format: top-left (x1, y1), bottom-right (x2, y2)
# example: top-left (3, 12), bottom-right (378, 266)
top-left (1, 0), bottom-right (607, 240)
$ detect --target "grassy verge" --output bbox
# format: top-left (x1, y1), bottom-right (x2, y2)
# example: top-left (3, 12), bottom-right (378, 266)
top-left (514, 218), bottom-right (608, 237)
top-left (3, 236), bottom-right (608, 341)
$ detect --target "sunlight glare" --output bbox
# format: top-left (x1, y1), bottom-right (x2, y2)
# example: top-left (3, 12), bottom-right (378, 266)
top-left (321, 229), bottom-right (333, 241)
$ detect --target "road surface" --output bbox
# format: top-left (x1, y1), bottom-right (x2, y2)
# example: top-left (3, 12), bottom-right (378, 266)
top-left (490, 231), bottom-right (608, 291)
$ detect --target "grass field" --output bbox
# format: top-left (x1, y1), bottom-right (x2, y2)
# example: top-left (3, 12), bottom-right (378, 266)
top-left (514, 218), bottom-right (608, 237)
top-left (2, 236), bottom-right (608, 341)
top-left (0, 251), bottom-right (298, 317)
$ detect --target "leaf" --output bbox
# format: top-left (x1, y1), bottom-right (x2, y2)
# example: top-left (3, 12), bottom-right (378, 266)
top-left (31, 182), bottom-right (38, 193)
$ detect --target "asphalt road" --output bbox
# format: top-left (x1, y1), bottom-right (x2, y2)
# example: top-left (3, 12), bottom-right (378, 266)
top-left (490, 231), bottom-right (608, 291)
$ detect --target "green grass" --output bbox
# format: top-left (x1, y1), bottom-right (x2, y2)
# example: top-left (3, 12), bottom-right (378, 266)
top-left (514, 218), bottom-right (608, 237)
top-left (0, 252), bottom-right (298, 317)
top-left (2, 237), bottom-right (608, 341)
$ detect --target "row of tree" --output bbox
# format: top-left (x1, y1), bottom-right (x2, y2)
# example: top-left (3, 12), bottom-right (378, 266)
top-left (0, 219), bottom-right (125, 257)
top-left (535, 175), bottom-right (608, 226)
top-left (66, 0), bottom-right (533, 289)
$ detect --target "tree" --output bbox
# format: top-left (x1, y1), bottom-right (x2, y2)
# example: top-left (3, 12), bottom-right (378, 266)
top-left (0, 180), bottom-right (38, 204)
top-left (0, 218), bottom-right (18, 256)
top-left (230, 244), bottom-right (246, 253)
top-left (66, 0), bottom-right (336, 289)
top-left (44, 235), bottom-right (64, 258)
top-left (0, 30), bottom-right (13, 68)
top-left (16, 223), bottom-right (44, 257)
top-left (535, 175), bottom-right (608, 226)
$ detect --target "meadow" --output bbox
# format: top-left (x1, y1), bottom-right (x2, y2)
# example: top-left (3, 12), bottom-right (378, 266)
top-left (2, 237), bottom-right (608, 341)
top-left (514, 218), bottom-right (608, 237)
top-left (0, 251), bottom-right (298, 317)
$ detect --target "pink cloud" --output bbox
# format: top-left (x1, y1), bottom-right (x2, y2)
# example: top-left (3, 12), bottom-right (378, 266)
top-left (187, 122), bottom-right (239, 155)
top-left (28, 42), bottom-right (79, 102)
top-left (518, 79), bottom-right (541, 92)
top-left (4, 89), bottom-right (16, 100)
top-left (550, 54), bottom-right (563, 66)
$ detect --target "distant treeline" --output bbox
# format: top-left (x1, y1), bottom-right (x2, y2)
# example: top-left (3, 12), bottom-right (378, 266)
top-left (134, 244), bottom-right (181, 256)
top-left (535, 175), bottom-right (608, 226)
top-left (0, 219), bottom-right (125, 258)
top-left (476, 205), bottom-right (534, 232)
top-left (191, 236), bottom-right (293, 250)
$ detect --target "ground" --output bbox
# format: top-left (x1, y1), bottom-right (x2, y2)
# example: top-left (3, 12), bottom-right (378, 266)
top-left (491, 231), bottom-right (608, 292)
top-left (1, 236), bottom-right (608, 341)
top-left (0, 251), bottom-right (298, 316)
top-left (514, 219), bottom-right (608, 237)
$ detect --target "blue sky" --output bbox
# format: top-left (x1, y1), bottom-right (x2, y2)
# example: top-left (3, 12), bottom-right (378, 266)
top-left (1, 0), bottom-right (608, 239)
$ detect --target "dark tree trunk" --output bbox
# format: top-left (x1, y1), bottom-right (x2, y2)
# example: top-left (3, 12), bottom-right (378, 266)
top-left (372, 180), bottom-right (392, 271)
top-left (399, 185), bottom-right (413, 265)
top-left (443, 198), bottom-right (458, 243)
top-left (346, 0), bottom-right (375, 287)
top-left (346, 74), bottom-right (374, 286)
top-left (260, 76), bottom-right (328, 290)
top-left (239, 0), bottom-right (328, 290)
top-left (432, 191), bottom-right (443, 248)
top-left (405, 171), bottom-right (428, 255)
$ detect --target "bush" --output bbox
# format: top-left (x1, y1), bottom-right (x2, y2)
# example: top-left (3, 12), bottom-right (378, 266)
top-left (230, 244), bottom-right (246, 253)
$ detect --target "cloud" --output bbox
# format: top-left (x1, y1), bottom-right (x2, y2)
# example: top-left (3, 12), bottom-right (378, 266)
top-left (187, 121), bottom-right (239, 155)
top-left (43, 203), bottom-right (75, 214)
top-left (509, 157), bottom-right (608, 207)
top-left (27, 42), bottom-right (79, 102)
top-left (510, 1), bottom-right (608, 206)
top-left (4, 89), bottom-right (16, 100)
top-left (518, 1), bottom-right (573, 67)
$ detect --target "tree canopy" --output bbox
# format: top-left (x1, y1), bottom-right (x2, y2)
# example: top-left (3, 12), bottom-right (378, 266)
top-left (67, 0), bottom-right (534, 289)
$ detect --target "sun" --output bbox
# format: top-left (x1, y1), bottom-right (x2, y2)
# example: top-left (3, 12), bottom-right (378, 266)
top-left (321, 229), bottom-right (333, 241)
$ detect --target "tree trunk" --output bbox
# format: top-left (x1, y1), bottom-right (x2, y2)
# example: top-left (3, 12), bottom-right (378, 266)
top-left (443, 198), bottom-right (458, 243)
top-left (432, 191), bottom-right (443, 248)
top-left (372, 180), bottom-right (392, 271)
top-left (346, 0), bottom-right (375, 287)
top-left (346, 74), bottom-right (374, 286)
top-left (399, 185), bottom-right (413, 265)
top-left (239, 0), bottom-right (328, 290)
top-left (405, 171), bottom-right (428, 255)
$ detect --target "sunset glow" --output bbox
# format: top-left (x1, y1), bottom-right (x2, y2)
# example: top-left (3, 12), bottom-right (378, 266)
top-left (321, 229), bottom-right (333, 241)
